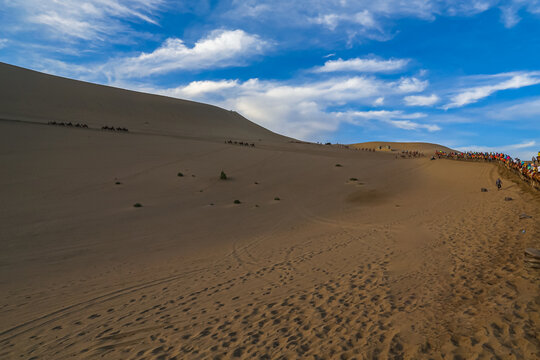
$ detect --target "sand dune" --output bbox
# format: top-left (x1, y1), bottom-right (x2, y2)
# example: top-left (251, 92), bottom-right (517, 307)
top-left (0, 65), bottom-right (539, 359)
top-left (0, 62), bottom-right (287, 142)
top-left (351, 141), bottom-right (455, 154)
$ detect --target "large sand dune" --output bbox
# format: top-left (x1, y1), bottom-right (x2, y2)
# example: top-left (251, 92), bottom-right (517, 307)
top-left (0, 64), bottom-right (539, 359)
top-left (0, 62), bottom-right (287, 141)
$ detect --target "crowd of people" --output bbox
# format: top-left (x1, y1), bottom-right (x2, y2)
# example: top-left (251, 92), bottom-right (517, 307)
top-left (435, 150), bottom-right (540, 189)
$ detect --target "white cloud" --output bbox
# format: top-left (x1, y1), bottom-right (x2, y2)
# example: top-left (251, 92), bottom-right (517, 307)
top-left (373, 97), bottom-right (385, 106)
top-left (313, 57), bottom-right (409, 73)
top-left (312, 14), bottom-right (342, 30)
top-left (344, 110), bottom-right (440, 132)
top-left (346, 110), bottom-right (427, 120)
top-left (404, 94), bottom-right (440, 106)
top-left (0, 39), bottom-right (8, 49)
top-left (312, 10), bottom-right (379, 31)
top-left (443, 72), bottom-right (540, 109)
top-left (173, 80), bottom-right (239, 97)
top-left (9, 0), bottom-right (164, 41)
top-left (388, 120), bottom-right (441, 132)
top-left (396, 77), bottom-right (428, 93)
top-left (499, 1), bottom-right (540, 28)
top-left (500, 5), bottom-right (521, 28)
top-left (104, 30), bottom-right (268, 80)
top-left (226, 0), bottom-right (540, 35)
top-left (485, 97), bottom-right (540, 120)
top-left (133, 74), bottom-right (438, 140)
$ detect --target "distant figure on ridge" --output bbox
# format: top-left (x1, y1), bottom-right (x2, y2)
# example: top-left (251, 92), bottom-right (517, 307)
top-left (496, 178), bottom-right (502, 190)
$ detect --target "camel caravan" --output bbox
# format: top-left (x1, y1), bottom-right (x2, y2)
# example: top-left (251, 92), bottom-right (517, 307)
top-left (101, 126), bottom-right (129, 132)
top-left (47, 121), bottom-right (88, 128)
top-left (436, 150), bottom-right (540, 191)
top-left (225, 140), bottom-right (255, 147)
top-left (46, 121), bottom-right (129, 133)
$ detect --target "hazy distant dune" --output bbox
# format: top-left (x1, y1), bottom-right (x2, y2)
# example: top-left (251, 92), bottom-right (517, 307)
top-left (351, 141), bottom-right (456, 154)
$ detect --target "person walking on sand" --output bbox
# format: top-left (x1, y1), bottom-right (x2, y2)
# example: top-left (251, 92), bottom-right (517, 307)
top-left (496, 178), bottom-right (502, 190)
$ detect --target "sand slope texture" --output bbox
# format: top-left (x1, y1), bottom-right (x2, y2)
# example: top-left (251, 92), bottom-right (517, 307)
top-left (1, 63), bottom-right (539, 359)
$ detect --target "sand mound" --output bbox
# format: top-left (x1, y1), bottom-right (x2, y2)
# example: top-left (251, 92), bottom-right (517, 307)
top-left (351, 141), bottom-right (455, 154)
top-left (0, 62), bottom-right (287, 142)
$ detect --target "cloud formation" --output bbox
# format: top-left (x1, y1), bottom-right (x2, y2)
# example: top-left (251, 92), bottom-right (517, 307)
top-left (137, 74), bottom-right (438, 140)
top-left (345, 110), bottom-right (441, 132)
top-left (9, 0), bottom-right (164, 41)
top-left (443, 72), bottom-right (540, 109)
top-left (404, 94), bottom-right (440, 106)
top-left (226, 0), bottom-right (540, 37)
top-left (313, 57), bottom-right (409, 73)
top-left (104, 30), bottom-right (268, 80)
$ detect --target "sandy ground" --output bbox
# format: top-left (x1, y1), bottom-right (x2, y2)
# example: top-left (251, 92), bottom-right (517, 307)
top-left (1, 63), bottom-right (539, 359)
top-left (1, 118), bottom-right (539, 359)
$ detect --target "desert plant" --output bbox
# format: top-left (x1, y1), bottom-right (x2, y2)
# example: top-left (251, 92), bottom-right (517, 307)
top-left (335, 163), bottom-right (343, 167)
top-left (220, 171), bottom-right (227, 180)
top-left (133, 203), bottom-right (142, 208)
top-left (274, 197), bottom-right (280, 201)
top-left (115, 181), bottom-right (122, 185)
top-left (349, 177), bottom-right (358, 181)
top-left (177, 172), bottom-right (184, 177)
top-left (234, 199), bottom-right (241, 204)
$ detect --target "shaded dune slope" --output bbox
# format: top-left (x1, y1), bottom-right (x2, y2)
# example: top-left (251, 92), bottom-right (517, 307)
top-left (0, 62), bottom-right (287, 141)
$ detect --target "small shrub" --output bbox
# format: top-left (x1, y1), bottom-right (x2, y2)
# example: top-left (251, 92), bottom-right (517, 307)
top-left (133, 203), bottom-right (142, 208)
top-left (274, 197), bottom-right (280, 201)
top-left (349, 177), bottom-right (358, 181)
top-left (234, 199), bottom-right (241, 204)
top-left (220, 171), bottom-right (227, 180)
top-left (254, 181), bottom-right (259, 185)
top-left (335, 163), bottom-right (342, 167)
top-left (115, 181), bottom-right (122, 185)
top-left (177, 172), bottom-right (184, 177)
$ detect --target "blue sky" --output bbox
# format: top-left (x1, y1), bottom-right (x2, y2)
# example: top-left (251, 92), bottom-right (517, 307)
top-left (1, 0), bottom-right (539, 159)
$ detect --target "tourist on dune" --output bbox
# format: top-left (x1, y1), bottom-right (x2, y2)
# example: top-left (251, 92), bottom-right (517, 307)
top-left (496, 178), bottom-right (502, 190)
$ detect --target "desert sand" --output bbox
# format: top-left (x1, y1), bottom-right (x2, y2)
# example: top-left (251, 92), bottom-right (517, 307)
top-left (1, 63), bottom-right (539, 359)
top-left (351, 142), bottom-right (455, 154)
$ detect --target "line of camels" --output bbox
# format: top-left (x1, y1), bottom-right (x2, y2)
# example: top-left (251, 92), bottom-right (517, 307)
top-left (47, 121), bottom-right (128, 132)
top-left (225, 140), bottom-right (255, 147)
